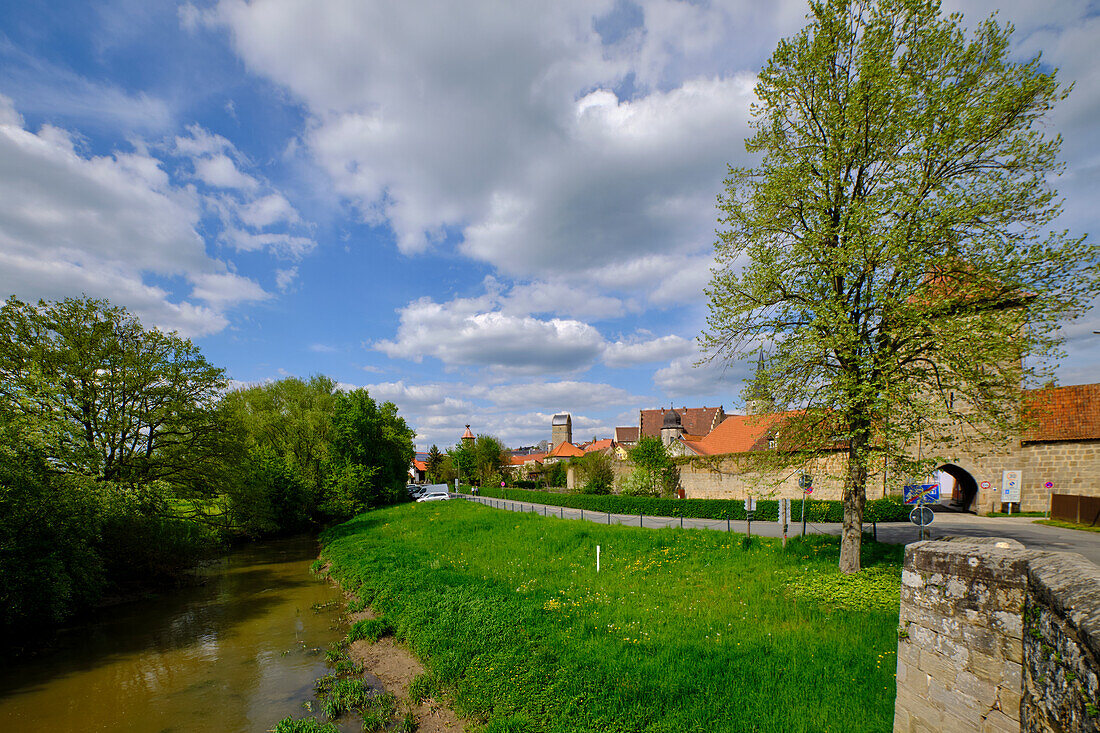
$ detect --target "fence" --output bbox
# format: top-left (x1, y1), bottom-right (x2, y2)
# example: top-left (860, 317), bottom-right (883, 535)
top-left (1049, 493), bottom-right (1100, 526)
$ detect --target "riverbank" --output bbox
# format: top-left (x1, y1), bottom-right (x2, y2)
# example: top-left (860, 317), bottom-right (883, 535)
top-left (319, 500), bottom-right (903, 732)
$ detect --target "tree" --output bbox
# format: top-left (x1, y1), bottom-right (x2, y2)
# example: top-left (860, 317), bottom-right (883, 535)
top-left (325, 389), bottom-right (415, 518)
top-left (426, 444), bottom-right (444, 483)
top-left (703, 0), bottom-right (1099, 572)
top-left (0, 296), bottom-right (235, 509)
top-left (220, 376), bottom-right (338, 532)
top-left (627, 436), bottom-right (678, 497)
top-left (574, 451), bottom-right (614, 494)
top-left (473, 434), bottom-right (508, 486)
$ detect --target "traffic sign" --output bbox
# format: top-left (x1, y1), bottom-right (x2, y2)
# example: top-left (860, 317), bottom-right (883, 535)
top-left (1001, 471), bottom-right (1022, 503)
top-left (903, 483), bottom-right (940, 505)
top-left (910, 506), bottom-right (934, 527)
top-left (979, 480), bottom-right (991, 490)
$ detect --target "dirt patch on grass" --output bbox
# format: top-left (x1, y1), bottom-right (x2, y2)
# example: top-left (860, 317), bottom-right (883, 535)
top-left (345, 604), bottom-right (464, 732)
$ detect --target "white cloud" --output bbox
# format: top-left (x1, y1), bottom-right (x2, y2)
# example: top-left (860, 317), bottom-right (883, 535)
top-left (375, 296), bottom-right (606, 374)
top-left (193, 152), bottom-right (259, 190)
top-left (652, 349), bottom-right (745, 400)
top-left (484, 381), bottom-right (640, 409)
top-left (363, 380), bottom-right (474, 418)
top-left (237, 192), bottom-right (299, 227)
top-left (604, 334), bottom-right (693, 368)
top-left (190, 271), bottom-right (270, 307)
top-left (203, 0), bottom-right (760, 299)
top-left (0, 97), bottom-right (272, 337)
top-left (275, 266), bottom-right (298, 291)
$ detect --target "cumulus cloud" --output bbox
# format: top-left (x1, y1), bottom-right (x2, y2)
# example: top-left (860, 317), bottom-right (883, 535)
top-left (200, 0), bottom-right (763, 300)
top-left (375, 296), bottom-right (606, 374)
top-left (604, 334), bottom-right (694, 368)
top-left (483, 381), bottom-right (641, 409)
top-left (0, 97), bottom-right (268, 336)
top-left (172, 125), bottom-right (315, 259)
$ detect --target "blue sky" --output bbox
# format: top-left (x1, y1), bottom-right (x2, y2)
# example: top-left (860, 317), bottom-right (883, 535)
top-left (1, 0), bottom-right (1098, 450)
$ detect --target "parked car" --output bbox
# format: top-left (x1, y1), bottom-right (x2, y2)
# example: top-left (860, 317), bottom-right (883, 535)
top-left (416, 491), bottom-right (451, 502)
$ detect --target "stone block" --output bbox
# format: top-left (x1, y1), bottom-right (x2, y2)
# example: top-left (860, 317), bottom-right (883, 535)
top-left (967, 649), bottom-right (1005, 685)
top-left (921, 649), bottom-right (963, 685)
top-left (980, 709), bottom-right (1018, 733)
top-left (1000, 662), bottom-right (1022, 691)
top-left (940, 711), bottom-right (982, 733)
top-left (956, 671), bottom-right (999, 709)
top-left (997, 685), bottom-right (1022, 717)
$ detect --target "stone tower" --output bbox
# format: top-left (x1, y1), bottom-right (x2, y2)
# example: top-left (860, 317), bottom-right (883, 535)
top-left (551, 413), bottom-right (572, 450)
top-left (660, 407), bottom-right (684, 447)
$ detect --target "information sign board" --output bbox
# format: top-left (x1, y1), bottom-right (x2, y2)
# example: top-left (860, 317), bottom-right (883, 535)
top-left (903, 483), bottom-right (940, 505)
top-left (1001, 471), bottom-right (1022, 503)
top-left (745, 496), bottom-right (756, 512)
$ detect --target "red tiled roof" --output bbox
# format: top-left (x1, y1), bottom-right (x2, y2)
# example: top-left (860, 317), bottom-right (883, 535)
top-left (583, 439), bottom-right (614, 453)
top-left (640, 407), bottom-right (725, 438)
top-left (684, 413), bottom-right (789, 456)
top-left (1022, 383), bottom-right (1100, 443)
top-left (461, 425), bottom-right (475, 439)
top-left (548, 441), bottom-right (585, 458)
top-left (615, 426), bottom-right (639, 443)
top-left (413, 459), bottom-right (427, 471)
top-left (509, 452), bottom-right (546, 466)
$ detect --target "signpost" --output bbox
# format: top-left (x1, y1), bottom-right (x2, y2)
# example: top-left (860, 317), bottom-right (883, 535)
top-left (745, 495), bottom-right (756, 538)
top-left (799, 473), bottom-right (813, 536)
top-left (777, 498), bottom-right (790, 547)
top-left (904, 483), bottom-right (939, 540)
top-left (1002, 470), bottom-right (1022, 514)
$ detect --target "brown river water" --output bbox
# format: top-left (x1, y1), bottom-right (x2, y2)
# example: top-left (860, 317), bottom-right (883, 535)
top-left (0, 535), bottom-right (358, 732)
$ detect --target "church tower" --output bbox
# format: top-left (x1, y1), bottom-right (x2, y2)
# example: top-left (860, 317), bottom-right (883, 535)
top-left (551, 413), bottom-right (572, 450)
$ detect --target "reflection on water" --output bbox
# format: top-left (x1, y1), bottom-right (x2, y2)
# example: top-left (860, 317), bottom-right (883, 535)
top-left (0, 536), bottom-right (348, 732)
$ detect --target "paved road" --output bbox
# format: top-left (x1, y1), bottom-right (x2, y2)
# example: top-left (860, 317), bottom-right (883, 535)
top-left (461, 495), bottom-right (1100, 566)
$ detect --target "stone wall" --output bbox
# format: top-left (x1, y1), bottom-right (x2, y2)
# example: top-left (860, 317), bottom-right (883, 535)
top-left (894, 539), bottom-right (1100, 732)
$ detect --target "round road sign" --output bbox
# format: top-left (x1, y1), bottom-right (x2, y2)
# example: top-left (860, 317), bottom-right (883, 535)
top-left (979, 481), bottom-right (991, 490)
top-left (909, 506), bottom-right (934, 526)
top-left (1044, 481), bottom-right (1053, 489)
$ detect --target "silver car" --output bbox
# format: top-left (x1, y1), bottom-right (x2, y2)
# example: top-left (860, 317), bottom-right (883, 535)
top-left (416, 491), bottom-right (451, 502)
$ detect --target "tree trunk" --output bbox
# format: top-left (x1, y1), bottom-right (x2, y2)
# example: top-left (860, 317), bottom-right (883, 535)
top-left (839, 434), bottom-right (869, 574)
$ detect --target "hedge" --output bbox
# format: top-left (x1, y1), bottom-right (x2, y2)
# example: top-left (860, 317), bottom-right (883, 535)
top-left (471, 486), bottom-right (910, 523)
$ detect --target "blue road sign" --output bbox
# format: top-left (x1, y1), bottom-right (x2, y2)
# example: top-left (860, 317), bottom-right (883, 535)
top-left (903, 483), bottom-right (940, 505)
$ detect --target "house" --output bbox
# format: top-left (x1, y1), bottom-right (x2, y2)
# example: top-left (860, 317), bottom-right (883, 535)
top-left (638, 406), bottom-right (725, 440)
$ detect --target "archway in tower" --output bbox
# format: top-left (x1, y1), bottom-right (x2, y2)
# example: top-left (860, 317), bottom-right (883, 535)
top-left (934, 463), bottom-right (979, 512)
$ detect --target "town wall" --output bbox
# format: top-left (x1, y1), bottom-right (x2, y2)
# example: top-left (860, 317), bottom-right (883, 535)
top-left (893, 539), bottom-right (1100, 732)
top-left (606, 437), bottom-right (1100, 511)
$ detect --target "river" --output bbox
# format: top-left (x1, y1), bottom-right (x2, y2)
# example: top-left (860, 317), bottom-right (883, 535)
top-left (0, 535), bottom-right (355, 732)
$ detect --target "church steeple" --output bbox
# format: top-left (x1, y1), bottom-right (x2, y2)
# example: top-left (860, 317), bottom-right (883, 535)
top-left (747, 352), bottom-right (772, 415)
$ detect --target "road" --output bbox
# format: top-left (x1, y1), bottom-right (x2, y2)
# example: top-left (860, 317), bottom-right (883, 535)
top-left (461, 495), bottom-right (1100, 566)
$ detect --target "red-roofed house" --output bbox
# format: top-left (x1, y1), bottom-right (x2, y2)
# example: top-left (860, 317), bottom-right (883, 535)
top-left (547, 441), bottom-right (585, 460)
top-left (409, 459), bottom-right (427, 483)
top-left (639, 406), bottom-right (725, 439)
top-left (614, 426), bottom-right (639, 445)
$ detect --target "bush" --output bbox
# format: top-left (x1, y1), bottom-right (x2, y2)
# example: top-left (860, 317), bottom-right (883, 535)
top-left (474, 486), bottom-right (911, 523)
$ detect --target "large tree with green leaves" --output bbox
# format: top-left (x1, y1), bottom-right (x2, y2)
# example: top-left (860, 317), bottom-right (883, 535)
top-left (703, 0), bottom-right (1099, 572)
top-left (0, 296), bottom-right (234, 509)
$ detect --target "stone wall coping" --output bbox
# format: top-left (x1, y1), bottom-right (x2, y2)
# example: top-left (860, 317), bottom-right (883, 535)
top-left (906, 539), bottom-right (1039, 587)
top-left (1026, 551), bottom-right (1100, 662)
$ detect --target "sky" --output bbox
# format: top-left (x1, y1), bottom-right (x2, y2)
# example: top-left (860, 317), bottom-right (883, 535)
top-left (1, 0), bottom-right (1098, 451)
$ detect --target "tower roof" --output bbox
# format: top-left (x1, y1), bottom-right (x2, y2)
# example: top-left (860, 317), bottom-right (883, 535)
top-left (662, 408), bottom-right (682, 428)
top-left (461, 424), bottom-right (474, 439)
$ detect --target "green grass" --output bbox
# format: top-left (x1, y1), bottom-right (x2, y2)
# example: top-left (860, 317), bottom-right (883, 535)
top-left (1035, 518), bottom-right (1100, 533)
top-left (321, 501), bottom-right (903, 732)
top-left (984, 511), bottom-right (1047, 518)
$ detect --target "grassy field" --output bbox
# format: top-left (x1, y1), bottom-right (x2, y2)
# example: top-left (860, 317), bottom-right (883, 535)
top-left (321, 500), bottom-right (903, 733)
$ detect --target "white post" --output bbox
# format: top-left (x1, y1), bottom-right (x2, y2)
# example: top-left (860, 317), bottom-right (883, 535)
top-left (597, 545), bottom-right (601, 573)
